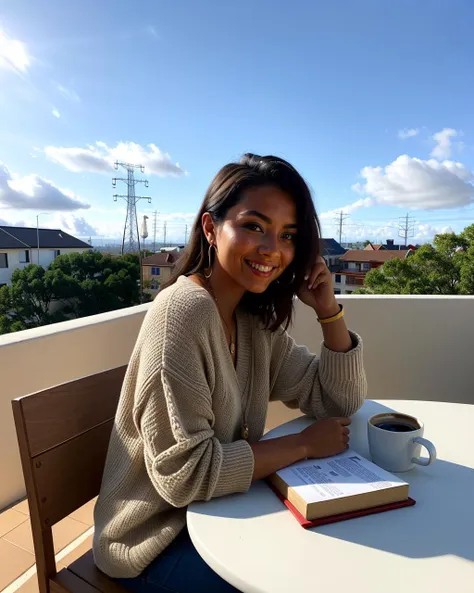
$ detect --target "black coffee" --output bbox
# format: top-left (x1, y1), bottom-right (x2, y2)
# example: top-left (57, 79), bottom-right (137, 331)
top-left (375, 422), bottom-right (416, 433)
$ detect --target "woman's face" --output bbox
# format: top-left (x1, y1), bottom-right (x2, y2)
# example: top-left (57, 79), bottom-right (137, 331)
top-left (208, 185), bottom-right (298, 294)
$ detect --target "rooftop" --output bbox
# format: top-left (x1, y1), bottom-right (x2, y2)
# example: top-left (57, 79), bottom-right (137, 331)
top-left (142, 249), bottom-right (182, 267)
top-left (0, 226), bottom-right (92, 251)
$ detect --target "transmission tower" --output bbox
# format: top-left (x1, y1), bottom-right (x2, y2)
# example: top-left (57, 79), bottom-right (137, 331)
top-left (398, 213), bottom-right (415, 247)
top-left (163, 221), bottom-right (167, 247)
top-left (334, 211), bottom-right (350, 244)
top-left (112, 162), bottom-right (151, 254)
top-left (152, 210), bottom-right (159, 252)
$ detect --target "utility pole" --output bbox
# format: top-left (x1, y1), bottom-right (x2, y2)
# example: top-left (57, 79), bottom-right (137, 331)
top-left (112, 161), bottom-right (151, 255)
top-left (152, 210), bottom-right (158, 252)
top-left (163, 221), bottom-right (167, 247)
top-left (184, 224), bottom-right (188, 245)
top-left (334, 211), bottom-right (350, 244)
top-left (398, 213), bottom-right (415, 248)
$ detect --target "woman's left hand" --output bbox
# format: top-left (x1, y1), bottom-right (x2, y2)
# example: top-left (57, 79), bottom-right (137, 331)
top-left (298, 256), bottom-right (339, 318)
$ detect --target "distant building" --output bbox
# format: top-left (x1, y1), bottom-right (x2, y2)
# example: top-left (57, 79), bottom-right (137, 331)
top-left (142, 249), bottom-right (183, 296)
top-left (0, 226), bottom-right (92, 287)
top-left (365, 239), bottom-right (418, 251)
top-left (319, 238), bottom-right (347, 295)
top-left (338, 249), bottom-right (413, 294)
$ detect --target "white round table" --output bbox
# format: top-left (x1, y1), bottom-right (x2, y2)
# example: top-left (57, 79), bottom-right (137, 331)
top-left (187, 400), bottom-right (474, 593)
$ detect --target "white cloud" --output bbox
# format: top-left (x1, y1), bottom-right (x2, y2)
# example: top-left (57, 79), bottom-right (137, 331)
top-left (431, 128), bottom-right (458, 160)
top-left (44, 141), bottom-right (186, 177)
top-left (56, 214), bottom-right (98, 237)
top-left (398, 128), bottom-right (419, 139)
top-left (52, 108), bottom-right (61, 118)
top-left (55, 83), bottom-right (80, 102)
top-left (0, 29), bottom-right (30, 73)
top-left (319, 198), bottom-right (376, 221)
top-left (0, 162), bottom-right (90, 211)
top-left (352, 155), bottom-right (474, 210)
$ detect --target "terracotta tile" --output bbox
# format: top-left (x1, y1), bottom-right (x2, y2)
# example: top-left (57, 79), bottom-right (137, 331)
top-left (0, 508), bottom-right (29, 537)
top-left (13, 500), bottom-right (30, 516)
top-left (0, 539), bottom-right (35, 590)
top-left (60, 534), bottom-right (93, 567)
top-left (15, 574), bottom-right (40, 593)
top-left (69, 498), bottom-right (97, 526)
top-left (4, 516), bottom-right (89, 555)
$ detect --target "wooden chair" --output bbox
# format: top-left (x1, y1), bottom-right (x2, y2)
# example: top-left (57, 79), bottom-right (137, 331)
top-left (12, 367), bottom-right (129, 593)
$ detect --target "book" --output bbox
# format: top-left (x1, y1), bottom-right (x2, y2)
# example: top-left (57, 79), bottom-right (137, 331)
top-left (268, 483), bottom-right (416, 528)
top-left (267, 448), bottom-right (411, 522)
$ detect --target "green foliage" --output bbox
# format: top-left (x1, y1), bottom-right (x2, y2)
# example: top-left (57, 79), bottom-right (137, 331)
top-left (357, 225), bottom-right (474, 295)
top-left (0, 252), bottom-right (141, 335)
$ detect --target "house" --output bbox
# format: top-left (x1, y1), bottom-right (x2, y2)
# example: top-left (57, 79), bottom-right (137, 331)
top-left (0, 226), bottom-right (92, 287)
top-left (319, 238), bottom-right (347, 295)
top-left (142, 249), bottom-right (183, 295)
top-left (337, 249), bottom-right (412, 294)
top-left (365, 239), bottom-right (418, 251)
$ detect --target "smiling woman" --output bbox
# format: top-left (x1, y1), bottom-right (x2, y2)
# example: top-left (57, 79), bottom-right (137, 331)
top-left (166, 153), bottom-right (321, 331)
top-left (93, 153), bottom-right (367, 593)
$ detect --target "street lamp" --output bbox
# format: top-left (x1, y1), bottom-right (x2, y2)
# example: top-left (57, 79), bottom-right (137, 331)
top-left (36, 213), bottom-right (49, 265)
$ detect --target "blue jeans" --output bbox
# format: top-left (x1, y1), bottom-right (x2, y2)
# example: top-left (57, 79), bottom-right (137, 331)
top-left (118, 527), bottom-right (241, 593)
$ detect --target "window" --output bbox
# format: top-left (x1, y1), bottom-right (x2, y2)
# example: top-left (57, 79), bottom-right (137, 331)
top-left (54, 250), bottom-right (61, 258)
top-left (334, 289), bottom-right (341, 294)
top-left (335, 274), bottom-right (341, 283)
top-left (0, 253), bottom-right (8, 268)
top-left (362, 263), bottom-right (370, 270)
top-left (20, 250), bottom-right (30, 263)
top-left (151, 267), bottom-right (161, 276)
top-left (343, 262), bottom-right (349, 269)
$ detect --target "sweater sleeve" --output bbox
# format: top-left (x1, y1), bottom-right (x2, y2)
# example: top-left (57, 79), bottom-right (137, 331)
top-left (133, 289), bottom-right (254, 509)
top-left (269, 329), bottom-right (367, 419)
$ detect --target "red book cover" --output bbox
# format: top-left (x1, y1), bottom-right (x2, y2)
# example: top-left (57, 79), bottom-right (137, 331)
top-left (267, 482), bottom-right (416, 528)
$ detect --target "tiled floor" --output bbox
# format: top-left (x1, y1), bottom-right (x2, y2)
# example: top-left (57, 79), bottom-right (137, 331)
top-left (0, 498), bottom-right (96, 593)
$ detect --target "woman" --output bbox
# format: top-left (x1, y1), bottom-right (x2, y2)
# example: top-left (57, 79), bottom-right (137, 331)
top-left (93, 154), bottom-right (367, 592)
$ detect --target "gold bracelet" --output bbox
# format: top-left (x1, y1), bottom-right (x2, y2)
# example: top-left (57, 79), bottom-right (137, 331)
top-left (318, 304), bottom-right (344, 324)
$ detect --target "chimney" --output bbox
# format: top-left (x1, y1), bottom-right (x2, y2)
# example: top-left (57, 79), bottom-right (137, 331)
top-left (386, 239), bottom-right (394, 246)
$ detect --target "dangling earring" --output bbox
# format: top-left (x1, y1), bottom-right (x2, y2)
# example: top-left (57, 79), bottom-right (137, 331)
top-left (204, 243), bottom-right (215, 278)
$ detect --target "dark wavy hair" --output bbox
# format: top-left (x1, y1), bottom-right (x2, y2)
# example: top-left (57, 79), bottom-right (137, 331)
top-left (164, 153), bottom-right (320, 331)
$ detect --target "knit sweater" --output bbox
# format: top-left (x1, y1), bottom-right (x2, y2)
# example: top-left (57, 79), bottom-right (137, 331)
top-left (93, 276), bottom-right (367, 578)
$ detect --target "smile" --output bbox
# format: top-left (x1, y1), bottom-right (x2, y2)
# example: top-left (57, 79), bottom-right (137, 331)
top-left (245, 260), bottom-right (277, 277)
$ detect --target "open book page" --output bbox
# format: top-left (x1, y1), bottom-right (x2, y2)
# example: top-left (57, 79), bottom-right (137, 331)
top-left (276, 449), bottom-right (408, 505)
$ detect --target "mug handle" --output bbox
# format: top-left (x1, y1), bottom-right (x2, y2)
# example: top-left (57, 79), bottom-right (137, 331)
top-left (411, 437), bottom-right (437, 466)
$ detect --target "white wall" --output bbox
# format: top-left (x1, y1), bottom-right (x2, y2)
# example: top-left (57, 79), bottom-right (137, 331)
top-left (0, 250), bottom-right (31, 285)
top-left (1, 295), bottom-right (474, 510)
top-left (0, 247), bottom-right (91, 285)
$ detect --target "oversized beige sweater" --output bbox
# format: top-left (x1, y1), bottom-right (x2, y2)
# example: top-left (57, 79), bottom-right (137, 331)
top-left (93, 276), bottom-right (367, 578)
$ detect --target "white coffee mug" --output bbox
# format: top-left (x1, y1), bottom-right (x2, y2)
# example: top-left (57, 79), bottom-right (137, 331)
top-left (368, 412), bottom-right (437, 472)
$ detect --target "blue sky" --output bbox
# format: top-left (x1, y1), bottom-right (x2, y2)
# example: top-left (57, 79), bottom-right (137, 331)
top-left (1, 0), bottom-right (474, 245)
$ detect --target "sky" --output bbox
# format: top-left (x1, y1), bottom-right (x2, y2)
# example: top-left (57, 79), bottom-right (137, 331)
top-left (1, 0), bottom-right (474, 245)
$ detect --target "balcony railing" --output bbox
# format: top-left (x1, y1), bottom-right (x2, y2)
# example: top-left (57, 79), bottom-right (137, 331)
top-left (1, 295), bottom-right (473, 511)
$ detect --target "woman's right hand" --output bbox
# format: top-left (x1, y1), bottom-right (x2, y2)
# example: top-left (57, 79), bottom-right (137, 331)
top-left (297, 417), bottom-right (351, 459)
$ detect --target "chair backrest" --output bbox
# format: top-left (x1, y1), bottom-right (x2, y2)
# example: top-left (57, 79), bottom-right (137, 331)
top-left (12, 366), bottom-right (127, 593)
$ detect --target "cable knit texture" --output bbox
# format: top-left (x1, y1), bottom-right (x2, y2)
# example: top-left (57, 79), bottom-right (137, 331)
top-left (93, 276), bottom-right (367, 578)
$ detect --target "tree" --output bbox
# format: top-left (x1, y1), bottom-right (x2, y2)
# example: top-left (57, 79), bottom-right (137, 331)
top-left (48, 251), bottom-right (140, 317)
top-left (0, 252), bottom-right (141, 334)
top-left (0, 265), bottom-right (63, 333)
top-left (355, 225), bottom-right (474, 295)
